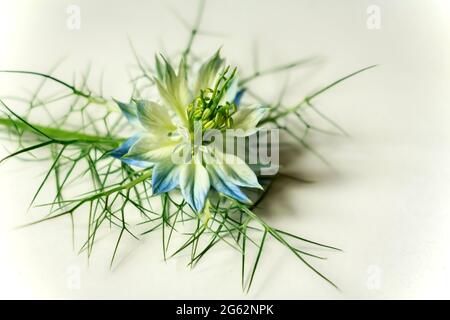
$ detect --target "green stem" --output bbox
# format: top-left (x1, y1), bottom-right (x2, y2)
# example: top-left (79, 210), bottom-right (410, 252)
top-left (0, 70), bottom-right (107, 104)
top-left (261, 64), bottom-right (378, 124)
top-left (93, 171), bottom-right (153, 200)
top-left (182, 0), bottom-right (206, 70)
top-left (16, 170), bottom-right (153, 228)
top-left (239, 57), bottom-right (317, 86)
top-left (0, 117), bottom-right (124, 148)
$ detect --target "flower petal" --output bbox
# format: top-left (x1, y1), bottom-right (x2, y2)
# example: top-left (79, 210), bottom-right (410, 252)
top-left (233, 88), bottom-right (246, 106)
top-left (125, 133), bottom-right (181, 163)
top-left (206, 163), bottom-right (251, 204)
top-left (121, 157), bottom-right (153, 168)
top-left (109, 135), bottom-right (152, 168)
top-left (231, 104), bottom-right (269, 136)
top-left (195, 49), bottom-right (224, 95)
top-left (154, 55), bottom-right (190, 125)
top-left (113, 99), bottom-right (139, 124)
top-left (179, 161), bottom-right (210, 212)
top-left (223, 78), bottom-right (238, 104)
top-left (136, 100), bottom-right (176, 134)
top-left (109, 135), bottom-right (139, 159)
top-left (152, 162), bottom-right (181, 194)
top-left (207, 149), bottom-right (262, 189)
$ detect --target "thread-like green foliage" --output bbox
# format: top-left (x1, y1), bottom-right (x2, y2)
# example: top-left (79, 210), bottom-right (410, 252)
top-left (0, 0), bottom-right (375, 292)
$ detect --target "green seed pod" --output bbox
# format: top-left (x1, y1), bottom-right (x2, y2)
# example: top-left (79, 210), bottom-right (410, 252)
top-left (201, 108), bottom-right (211, 120)
top-left (194, 108), bottom-right (203, 119)
top-left (230, 103), bottom-right (237, 114)
top-left (214, 112), bottom-right (223, 124)
top-left (217, 105), bottom-right (228, 115)
top-left (204, 120), bottom-right (215, 129)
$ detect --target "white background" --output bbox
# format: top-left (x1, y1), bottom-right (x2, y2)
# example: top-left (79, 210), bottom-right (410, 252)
top-left (0, 0), bottom-right (450, 299)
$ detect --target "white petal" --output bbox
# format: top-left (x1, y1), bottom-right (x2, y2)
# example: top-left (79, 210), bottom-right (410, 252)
top-left (125, 133), bottom-right (181, 163)
top-left (231, 104), bottom-right (269, 136)
top-left (195, 50), bottom-right (224, 95)
top-left (176, 59), bottom-right (192, 107)
top-left (154, 57), bottom-right (190, 125)
top-left (221, 78), bottom-right (238, 105)
top-left (113, 99), bottom-right (139, 125)
top-left (205, 149), bottom-right (262, 189)
top-left (136, 100), bottom-right (176, 134)
top-left (179, 160), bottom-right (210, 212)
top-left (152, 161), bottom-right (181, 194)
top-left (206, 161), bottom-right (251, 204)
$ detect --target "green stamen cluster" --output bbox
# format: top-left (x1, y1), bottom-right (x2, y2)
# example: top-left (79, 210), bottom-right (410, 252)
top-left (187, 66), bottom-right (237, 131)
top-left (187, 90), bottom-right (237, 131)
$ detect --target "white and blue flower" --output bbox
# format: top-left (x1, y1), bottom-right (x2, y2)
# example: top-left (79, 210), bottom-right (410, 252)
top-left (110, 50), bottom-right (268, 212)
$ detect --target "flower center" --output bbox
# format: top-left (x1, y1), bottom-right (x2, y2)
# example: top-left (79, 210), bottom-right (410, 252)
top-left (187, 89), bottom-right (237, 132)
top-left (187, 66), bottom-right (237, 132)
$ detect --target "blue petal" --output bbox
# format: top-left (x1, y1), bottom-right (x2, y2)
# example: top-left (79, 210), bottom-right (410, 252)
top-left (180, 162), bottom-right (210, 212)
top-left (114, 99), bottom-right (139, 124)
top-left (211, 150), bottom-right (262, 189)
top-left (121, 157), bottom-right (152, 168)
top-left (233, 88), bottom-right (245, 106)
top-left (109, 135), bottom-right (152, 168)
top-left (152, 162), bottom-right (180, 194)
top-left (207, 165), bottom-right (251, 203)
top-left (109, 135), bottom-right (140, 159)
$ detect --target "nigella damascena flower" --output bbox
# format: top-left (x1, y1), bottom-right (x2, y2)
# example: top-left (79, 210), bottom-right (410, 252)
top-left (110, 50), bottom-right (268, 212)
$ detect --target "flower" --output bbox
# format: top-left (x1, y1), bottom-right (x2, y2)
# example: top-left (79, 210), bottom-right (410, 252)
top-left (110, 50), bottom-right (268, 212)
